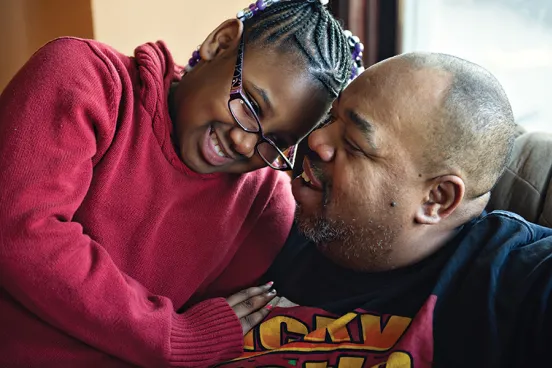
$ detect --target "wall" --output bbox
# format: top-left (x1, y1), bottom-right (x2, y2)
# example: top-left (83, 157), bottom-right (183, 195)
top-left (0, 0), bottom-right (246, 91)
top-left (0, 0), bottom-right (93, 90)
top-left (91, 0), bottom-right (247, 65)
top-left (0, 1), bottom-right (29, 90)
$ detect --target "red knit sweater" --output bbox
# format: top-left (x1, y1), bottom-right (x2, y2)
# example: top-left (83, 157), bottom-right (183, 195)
top-left (0, 38), bottom-right (294, 367)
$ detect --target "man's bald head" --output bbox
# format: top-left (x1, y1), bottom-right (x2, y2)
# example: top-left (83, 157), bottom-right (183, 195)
top-left (399, 52), bottom-right (517, 198)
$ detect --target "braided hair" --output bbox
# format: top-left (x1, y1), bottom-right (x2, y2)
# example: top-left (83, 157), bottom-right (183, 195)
top-left (243, 0), bottom-right (354, 98)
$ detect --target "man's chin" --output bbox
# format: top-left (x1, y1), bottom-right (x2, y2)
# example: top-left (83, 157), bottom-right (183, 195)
top-left (294, 205), bottom-right (318, 233)
top-left (294, 205), bottom-right (346, 245)
top-left (294, 205), bottom-right (317, 241)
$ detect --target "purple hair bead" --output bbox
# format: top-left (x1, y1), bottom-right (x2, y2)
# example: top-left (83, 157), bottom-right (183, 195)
top-left (256, 0), bottom-right (266, 10)
top-left (249, 3), bottom-right (259, 15)
top-left (354, 43), bottom-right (364, 53)
top-left (188, 58), bottom-right (199, 66)
top-left (192, 50), bottom-right (200, 60)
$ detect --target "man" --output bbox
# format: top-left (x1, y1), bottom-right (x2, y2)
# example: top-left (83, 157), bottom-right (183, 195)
top-left (217, 52), bottom-right (552, 367)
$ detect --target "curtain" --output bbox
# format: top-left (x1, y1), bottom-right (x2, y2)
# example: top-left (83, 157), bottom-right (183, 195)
top-left (330, 0), bottom-right (399, 66)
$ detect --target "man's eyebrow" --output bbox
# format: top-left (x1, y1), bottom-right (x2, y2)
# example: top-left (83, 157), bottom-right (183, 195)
top-left (250, 82), bottom-right (273, 113)
top-left (346, 109), bottom-right (378, 150)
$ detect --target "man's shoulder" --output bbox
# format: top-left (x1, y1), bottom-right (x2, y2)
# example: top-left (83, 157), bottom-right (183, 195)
top-left (447, 210), bottom-right (552, 279)
top-left (432, 211), bottom-right (552, 365)
top-left (469, 210), bottom-right (552, 252)
top-left (435, 209), bottom-right (552, 312)
top-left (477, 209), bottom-right (552, 275)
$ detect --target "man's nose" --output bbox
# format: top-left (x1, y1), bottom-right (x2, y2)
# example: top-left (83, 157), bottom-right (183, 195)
top-left (308, 124), bottom-right (336, 162)
top-left (229, 127), bottom-right (258, 158)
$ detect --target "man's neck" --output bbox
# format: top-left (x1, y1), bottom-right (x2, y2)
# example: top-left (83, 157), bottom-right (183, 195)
top-left (387, 226), bottom-right (461, 271)
top-left (390, 196), bottom-right (488, 270)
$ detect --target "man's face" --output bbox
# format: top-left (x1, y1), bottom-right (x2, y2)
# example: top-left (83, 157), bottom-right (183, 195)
top-left (292, 59), bottom-right (450, 271)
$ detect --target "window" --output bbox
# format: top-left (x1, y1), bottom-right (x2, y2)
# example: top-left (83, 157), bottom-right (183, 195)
top-left (401, 0), bottom-right (552, 132)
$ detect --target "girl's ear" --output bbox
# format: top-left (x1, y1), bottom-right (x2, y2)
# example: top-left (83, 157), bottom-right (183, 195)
top-left (199, 19), bottom-right (244, 61)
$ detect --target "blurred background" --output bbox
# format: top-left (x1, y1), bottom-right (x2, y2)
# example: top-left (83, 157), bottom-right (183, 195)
top-left (1, 0), bottom-right (551, 132)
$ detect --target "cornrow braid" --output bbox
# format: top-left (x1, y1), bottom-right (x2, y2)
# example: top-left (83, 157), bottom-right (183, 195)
top-left (243, 0), bottom-right (353, 97)
top-left (184, 0), bottom-right (364, 99)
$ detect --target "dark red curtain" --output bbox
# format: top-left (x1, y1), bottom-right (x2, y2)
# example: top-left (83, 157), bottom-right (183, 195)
top-left (330, 0), bottom-right (399, 66)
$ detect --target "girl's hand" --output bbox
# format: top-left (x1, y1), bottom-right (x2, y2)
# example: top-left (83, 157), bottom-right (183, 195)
top-left (226, 282), bottom-right (277, 335)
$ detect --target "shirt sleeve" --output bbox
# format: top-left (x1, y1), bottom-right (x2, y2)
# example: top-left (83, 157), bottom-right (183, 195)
top-left (433, 214), bottom-right (552, 366)
top-left (0, 38), bottom-right (242, 368)
top-left (504, 233), bottom-right (552, 363)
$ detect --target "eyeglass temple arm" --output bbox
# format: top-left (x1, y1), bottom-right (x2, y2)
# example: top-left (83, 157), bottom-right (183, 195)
top-left (229, 38), bottom-right (245, 95)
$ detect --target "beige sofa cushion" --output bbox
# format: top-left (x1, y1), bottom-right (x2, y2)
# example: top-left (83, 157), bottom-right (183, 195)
top-left (488, 128), bottom-right (552, 227)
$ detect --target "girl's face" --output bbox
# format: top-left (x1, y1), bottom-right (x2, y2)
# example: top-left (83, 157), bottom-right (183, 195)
top-left (172, 20), bottom-right (332, 175)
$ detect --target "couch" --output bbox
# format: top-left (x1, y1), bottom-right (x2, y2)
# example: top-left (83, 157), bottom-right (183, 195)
top-left (488, 126), bottom-right (552, 227)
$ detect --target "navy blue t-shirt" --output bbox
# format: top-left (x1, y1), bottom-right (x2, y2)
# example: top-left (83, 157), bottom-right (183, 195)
top-left (245, 211), bottom-right (552, 367)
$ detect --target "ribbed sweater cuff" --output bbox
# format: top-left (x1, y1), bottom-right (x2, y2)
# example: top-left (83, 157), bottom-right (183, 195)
top-left (169, 297), bottom-right (243, 367)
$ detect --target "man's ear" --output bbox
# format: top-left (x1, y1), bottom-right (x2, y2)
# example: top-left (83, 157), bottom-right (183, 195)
top-left (199, 19), bottom-right (244, 62)
top-left (415, 175), bottom-right (465, 225)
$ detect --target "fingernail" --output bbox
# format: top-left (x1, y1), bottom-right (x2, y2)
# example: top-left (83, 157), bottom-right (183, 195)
top-left (265, 304), bottom-right (274, 311)
top-left (268, 289), bottom-right (277, 295)
top-left (266, 281), bottom-right (274, 287)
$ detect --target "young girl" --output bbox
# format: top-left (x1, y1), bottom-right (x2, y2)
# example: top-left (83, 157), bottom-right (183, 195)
top-left (0, 0), bottom-right (363, 367)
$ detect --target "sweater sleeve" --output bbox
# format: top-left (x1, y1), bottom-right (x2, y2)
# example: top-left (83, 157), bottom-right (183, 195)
top-left (0, 38), bottom-right (243, 367)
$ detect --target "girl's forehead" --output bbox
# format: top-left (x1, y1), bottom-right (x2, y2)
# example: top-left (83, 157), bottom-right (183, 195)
top-left (245, 44), bottom-right (307, 72)
top-left (245, 49), bottom-right (324, 102)
top-left (241, 49), bottom-right (333, 135)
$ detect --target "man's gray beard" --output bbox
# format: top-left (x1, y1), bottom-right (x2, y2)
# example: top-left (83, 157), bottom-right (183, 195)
top-left (295, 205), bottom-right (354, 245)
top-left (294, 204), bottom-right (395, 271)
top-left (295, 173), bottom-right (347, 245)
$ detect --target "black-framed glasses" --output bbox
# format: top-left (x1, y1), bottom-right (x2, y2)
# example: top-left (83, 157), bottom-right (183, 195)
top-left (227, 35), bottom-right (297, 170)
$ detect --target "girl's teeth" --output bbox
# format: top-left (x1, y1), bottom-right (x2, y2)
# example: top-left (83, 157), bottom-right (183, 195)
top-left (214, 144), bottom-right (225, 157)
top-left (301, 171), bottom-right (311, 183)
top-left (210, 132), bottom-right (227, 158)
